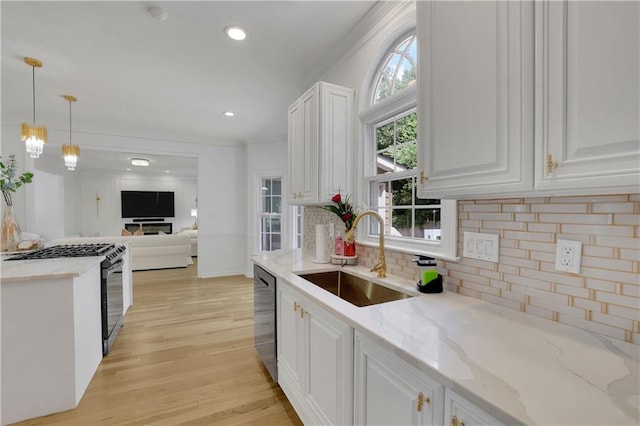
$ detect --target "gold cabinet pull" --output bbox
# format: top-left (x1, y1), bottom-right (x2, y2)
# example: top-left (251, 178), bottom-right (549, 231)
top-left (293, 301), bottom-right (299, 312)
top-left (416, 392), bottom-right (430, 412)
top-left (300, 308), bottom-right (306, 318)
top-left (451, 415), bottom-right (465, 426)
top-left (420, 171), bottom-right (428, 184)
top-left (546, 153), bottom-right (558, 174)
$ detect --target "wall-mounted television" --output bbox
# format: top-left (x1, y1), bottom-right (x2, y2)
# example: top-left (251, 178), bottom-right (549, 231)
top-left (121, 191), bottom-right (175, 218)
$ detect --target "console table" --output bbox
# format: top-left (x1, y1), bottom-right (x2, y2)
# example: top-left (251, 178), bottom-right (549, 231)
top-left (124, 222), bottom-right (172, 235)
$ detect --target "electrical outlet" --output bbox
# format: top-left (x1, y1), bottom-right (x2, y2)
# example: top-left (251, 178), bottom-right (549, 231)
top-left (555, 239), bottom-right (582, 274)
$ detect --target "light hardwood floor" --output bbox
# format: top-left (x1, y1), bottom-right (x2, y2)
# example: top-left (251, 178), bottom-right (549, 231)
top-left (19, 260), bottom-right (302, 425)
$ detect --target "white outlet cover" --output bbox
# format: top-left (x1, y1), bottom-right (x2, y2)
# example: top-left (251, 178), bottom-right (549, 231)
top-left (463, 232), bottom-right (499, 262)
top-left (555, 239), bottom-right (582, 274)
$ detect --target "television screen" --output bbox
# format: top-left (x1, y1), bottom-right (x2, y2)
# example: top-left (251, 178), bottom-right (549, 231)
top-left (121, 191), bottom-right (175, 218)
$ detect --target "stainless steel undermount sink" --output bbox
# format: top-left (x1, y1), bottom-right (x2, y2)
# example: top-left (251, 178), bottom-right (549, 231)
top-left (297, 271), bottom-right (413, 307)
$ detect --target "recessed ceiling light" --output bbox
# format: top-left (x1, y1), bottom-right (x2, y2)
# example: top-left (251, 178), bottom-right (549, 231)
top-left (131, 158), bottom-right (150, 167)
top-left (224, 111), bottom-right (235, 117)
top-left (126, 168), bottom-right (131, 171)
top-left (225, 26), bottom-right (247, 41)
top-left (165, 170), bottom-right (170, 173)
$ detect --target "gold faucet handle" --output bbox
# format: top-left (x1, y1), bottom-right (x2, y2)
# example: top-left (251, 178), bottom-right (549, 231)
top-left (370, 262), bottom-right (387, 278)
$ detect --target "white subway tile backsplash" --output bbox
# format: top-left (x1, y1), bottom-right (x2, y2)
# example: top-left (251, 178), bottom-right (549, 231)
top-left (582, 245), bottom-right (616, 258)
top-left (520, 267), bottom-right (584, 287)
top-left (562, 224), bottom-right (635, 237)
top-left (581, 256), bottom-right (634, 272)
top-left (572, 298), bottom-right (603, 312)
top-left (502, 204), bottom-right (530, 213)
top-left (591, 203), bottom-right (636, 214)
top-left (503, 231), bottom-right (555, 242)
top-left (539, 214), bottom-right (611, 225)
top-left (559, 314), bottom-right (627, 342)
top-left (531, 203), bottom-right (588, 213)
top-left (585, 278), bottom-right (617, 293)
top-left (305, 194), bottom-right (640, 346)
top-left (613, 214), bottom-right (640, 226)
top-left (581, 267), bottom-right (640, 286)
top-left (551, 195), bottom-right (629, 203)
top-left (595, 236), bottom-right (640, 250)
top-left (595, 292), bottom-right (639, 309)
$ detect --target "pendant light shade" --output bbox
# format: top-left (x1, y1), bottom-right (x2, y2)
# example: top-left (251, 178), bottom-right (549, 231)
top-left (62, 95), bottom-right (79, 171)
top-left (21, 57), bottom-right (47, 159)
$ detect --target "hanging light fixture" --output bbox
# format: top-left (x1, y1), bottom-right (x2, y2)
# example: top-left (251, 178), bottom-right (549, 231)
top-left (21, 57), bottom-right (47, 158)
top-left (62, 95), bottom-right (79, 171)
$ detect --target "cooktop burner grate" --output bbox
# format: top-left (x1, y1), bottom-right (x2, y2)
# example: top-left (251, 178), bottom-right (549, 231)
top-left (5, 243), bottom-right (116, 260)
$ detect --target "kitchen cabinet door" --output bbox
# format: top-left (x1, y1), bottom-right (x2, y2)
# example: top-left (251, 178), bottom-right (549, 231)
top-left (445, 389), bottom-right (504, 426)
top-left (416, 0), bottom-right (534, 199)
top-left (288, 82), bottom-right (354, 205)
top-left (534, 0), bottom-right (640, 194)
top-left (288, 85), bottom-right (319, 204)
top-left (303, 298), bottom-right (353, 425)
top-left (354, 332), bottom-right (444, 426)
top-left (276, 281), bottom-right (353, 425)
top-left (276, 282), bottom-right (306, 409)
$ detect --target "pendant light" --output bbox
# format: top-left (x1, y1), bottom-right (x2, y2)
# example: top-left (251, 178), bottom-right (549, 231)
top-left (21, 57), bottom-right (47, 158)
top-left (62, 95), bottom-right (79, 171)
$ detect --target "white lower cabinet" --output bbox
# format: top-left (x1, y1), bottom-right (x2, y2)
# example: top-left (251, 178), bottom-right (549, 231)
top-left (277, 281), bottom-right (353, 425)
top-left (354, 332), bottom-right (445, 425)
top-left (445, 388), bottom-right (503, 426)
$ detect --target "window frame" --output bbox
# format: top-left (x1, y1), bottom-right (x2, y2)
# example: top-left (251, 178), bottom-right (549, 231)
top-left (360, 72), bottom-right (458, 260)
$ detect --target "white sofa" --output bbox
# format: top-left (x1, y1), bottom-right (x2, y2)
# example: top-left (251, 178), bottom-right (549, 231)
top-left (52, 234), bottom-right (192, 271)
top-left (179, 229), bottom-right (198, 257)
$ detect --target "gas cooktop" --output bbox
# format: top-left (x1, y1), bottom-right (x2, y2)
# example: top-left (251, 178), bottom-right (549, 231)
top-left (5, 243), bottom-right (116, 261)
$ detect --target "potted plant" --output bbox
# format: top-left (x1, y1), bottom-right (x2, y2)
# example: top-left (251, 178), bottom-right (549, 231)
top-left (1, 154), bottom-right (34, 251)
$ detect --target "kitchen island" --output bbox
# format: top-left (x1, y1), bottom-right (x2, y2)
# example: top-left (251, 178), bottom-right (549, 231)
top-left (0, 249), bottom-right (133, 425)
top-left (253, 249), bottom-right (639, 425)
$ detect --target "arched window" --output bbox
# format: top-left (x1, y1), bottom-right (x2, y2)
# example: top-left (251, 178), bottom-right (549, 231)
top-left (361, 30), bottom-right (456, 258)
top-left (371, 33), bottom-right (417, 104)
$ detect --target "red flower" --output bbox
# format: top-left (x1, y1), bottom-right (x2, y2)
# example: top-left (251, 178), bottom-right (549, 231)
top-left (323, 191), bottom-right (356, 231)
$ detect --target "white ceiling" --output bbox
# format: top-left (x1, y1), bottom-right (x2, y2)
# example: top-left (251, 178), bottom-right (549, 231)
top-left (1, 1), bottom-right (376, 174)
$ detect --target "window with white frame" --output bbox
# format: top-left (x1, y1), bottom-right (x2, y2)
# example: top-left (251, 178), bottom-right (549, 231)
top-left (259, 178), bottom-right (282, 252)
top-left (361, 30), bottom-right (456, 258)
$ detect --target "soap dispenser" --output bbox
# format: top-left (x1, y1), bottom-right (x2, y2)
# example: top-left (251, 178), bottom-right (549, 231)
top-left (413, 255), bottom-right (443, 293)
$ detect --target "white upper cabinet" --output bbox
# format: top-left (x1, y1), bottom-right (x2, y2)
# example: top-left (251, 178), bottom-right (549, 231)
top-left (288, 85), bottom-right (319, 204)
top-left (288, 81), bottom-right (354, 205)
top-left (417, 1), bottom-right (534, 198)
top-left (534, 1), bottom-right (640, 194)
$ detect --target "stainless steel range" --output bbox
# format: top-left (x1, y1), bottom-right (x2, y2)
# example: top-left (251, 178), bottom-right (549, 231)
top-left (7, 243), bottom-right (127, 355)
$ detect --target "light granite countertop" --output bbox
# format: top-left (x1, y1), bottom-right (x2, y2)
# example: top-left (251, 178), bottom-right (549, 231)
top-left (0, 256), bottom-right (104, 283)
top-left (253, 249), bottom-right (640, 425)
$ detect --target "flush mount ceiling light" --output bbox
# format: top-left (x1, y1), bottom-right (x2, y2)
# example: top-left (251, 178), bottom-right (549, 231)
top-left (62, 95), bottom-right (79, 171)
top-left (224, 111), bottom-right (235, 117)
top-left (22, 57), bottom-right (47, 159)
top-left (130, 158), bottom-right (150, 167)
top-left (225, 25), bottom-right (247, 41)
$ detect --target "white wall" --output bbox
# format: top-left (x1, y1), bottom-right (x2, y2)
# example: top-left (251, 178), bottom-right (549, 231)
top-left (245, 141), bottom-right (288, 275)
top-left (32, 170), bottom-right (65, 241)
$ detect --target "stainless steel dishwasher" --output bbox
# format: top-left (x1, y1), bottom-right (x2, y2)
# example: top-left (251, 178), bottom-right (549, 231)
top-left (253, 264), bottom-right (277, 382)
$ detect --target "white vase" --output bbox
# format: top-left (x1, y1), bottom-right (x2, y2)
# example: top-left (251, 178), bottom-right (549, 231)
top-left (1, 205), bottom-right (22, 252)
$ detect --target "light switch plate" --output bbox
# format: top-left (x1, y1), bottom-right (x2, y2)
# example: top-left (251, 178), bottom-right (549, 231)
top-left (463, 232), bottom-right (499, 262)
top-left (555, 239), bottom-right (582, 274)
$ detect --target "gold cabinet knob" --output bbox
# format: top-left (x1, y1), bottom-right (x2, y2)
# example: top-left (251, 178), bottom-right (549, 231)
top-left (451, 415), bottom-right (465, 426)
top-left (416, 392), bottom-right (430, 412)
